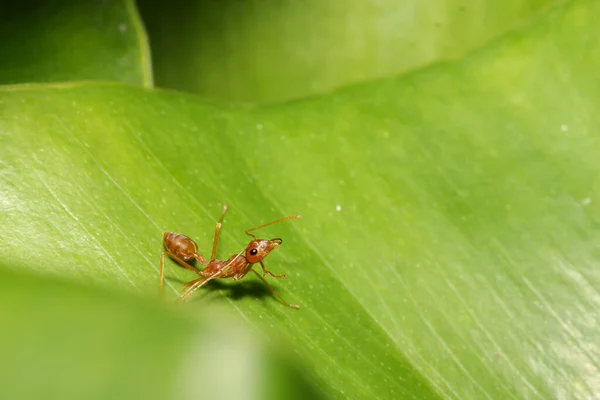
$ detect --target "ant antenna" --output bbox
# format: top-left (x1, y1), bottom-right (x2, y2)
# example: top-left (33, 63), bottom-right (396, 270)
top-left (245, 215), bottom-right (301, 238)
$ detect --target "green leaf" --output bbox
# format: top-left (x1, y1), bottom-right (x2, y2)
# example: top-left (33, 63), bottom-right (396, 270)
top-left (0, 81), bottom-right (436, 398)
top-left (0, 266), bottom-right (325, 400)
top-left (0, 0), bottom-right (151, 86)
top-left (2, 0), bottom-right (600, 398)
top-left (139, 0), bottom-right (556, 102)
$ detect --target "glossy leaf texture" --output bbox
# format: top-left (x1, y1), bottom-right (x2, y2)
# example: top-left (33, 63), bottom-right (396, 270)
top-left (139, 0), bottom-right (557, 102)
top-left (0, 0), bottom-right (151, 87)
top-left (1, 0), bottom-right (600, 398)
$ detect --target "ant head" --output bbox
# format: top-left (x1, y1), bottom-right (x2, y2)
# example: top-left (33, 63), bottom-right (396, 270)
top-left (245, 238), bottom-right (282, 264)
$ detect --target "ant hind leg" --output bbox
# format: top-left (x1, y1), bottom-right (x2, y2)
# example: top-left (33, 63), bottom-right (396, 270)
top-left (179, 270), bottom-right (224, 301)
top-left (160, 251), bottom-right (204, 293)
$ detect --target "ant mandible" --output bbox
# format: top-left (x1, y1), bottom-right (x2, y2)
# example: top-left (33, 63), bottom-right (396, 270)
top-left (160, 205), bottom-right (301, 308)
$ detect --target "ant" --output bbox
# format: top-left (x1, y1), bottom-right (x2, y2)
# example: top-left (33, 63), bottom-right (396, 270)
top-left (160, 205), bottom-right (301, 308)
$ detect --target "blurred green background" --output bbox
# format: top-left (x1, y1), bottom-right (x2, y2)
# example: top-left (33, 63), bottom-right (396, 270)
top-left (1, 0), bottom-right (599, 399)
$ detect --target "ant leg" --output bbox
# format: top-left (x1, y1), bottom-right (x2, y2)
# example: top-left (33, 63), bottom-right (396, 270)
top-left (182, 259), bottom-right (237, 291)
top-left (182, 278), bottom-right (200, 291)
top-left (210, 204), bottom-right (228, 262)
top-left (178, 270), bottom-right (224, 301)
top-left (160, 251), bottom-right (203, 292)
top-left (164, 251), bottom-right (204, 273)
top-left (250, 269), bottom-right (300, 309)
top-left (194, 254), bottom-right (209, 267)
top-left (259, 261), bottom-right (286, 278)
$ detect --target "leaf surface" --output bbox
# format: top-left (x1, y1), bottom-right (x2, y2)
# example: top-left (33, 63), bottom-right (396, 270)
top-left (1, 1), bottom-right (599, 398)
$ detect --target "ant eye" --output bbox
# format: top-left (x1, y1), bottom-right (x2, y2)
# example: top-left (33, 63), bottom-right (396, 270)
top-left (250, 249), bottom-right (258, 256)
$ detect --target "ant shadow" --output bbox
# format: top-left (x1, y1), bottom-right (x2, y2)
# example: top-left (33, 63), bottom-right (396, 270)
top-left (203, 278), bottom-right (273, 301)
top-left (170, 275), bottom-right (274, 303)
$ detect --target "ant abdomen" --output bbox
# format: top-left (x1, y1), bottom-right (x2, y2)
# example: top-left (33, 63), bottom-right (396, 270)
top-left (163, 232), bottom-right (198, 261)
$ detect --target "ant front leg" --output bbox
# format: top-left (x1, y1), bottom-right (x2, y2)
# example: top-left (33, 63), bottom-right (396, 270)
top-left (260, 261), bottom-right (286, 278)
top-left (250, 269), bottom-right (299, 309)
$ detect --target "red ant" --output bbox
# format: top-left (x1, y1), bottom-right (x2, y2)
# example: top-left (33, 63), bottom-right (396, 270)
top-left (160, 205), bottom-right (301, 308)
